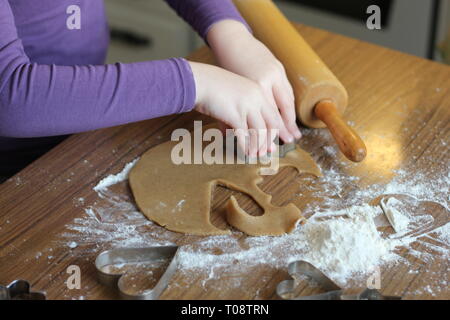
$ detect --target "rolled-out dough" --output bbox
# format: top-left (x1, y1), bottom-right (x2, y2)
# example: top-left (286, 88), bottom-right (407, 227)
top-left (129, 125), bottom-right (321, 236)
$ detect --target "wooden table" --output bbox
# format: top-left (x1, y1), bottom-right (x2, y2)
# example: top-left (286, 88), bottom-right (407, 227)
top-left (0, 24), bottom-right (449, 300)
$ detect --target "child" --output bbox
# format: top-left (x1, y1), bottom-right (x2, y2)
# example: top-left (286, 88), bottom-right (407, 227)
top-left (0, 0), bottom-right (301, 181)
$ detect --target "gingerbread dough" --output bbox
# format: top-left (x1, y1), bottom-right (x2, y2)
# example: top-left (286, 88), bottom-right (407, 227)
top-left (129, 126), bottom-right (321, 236)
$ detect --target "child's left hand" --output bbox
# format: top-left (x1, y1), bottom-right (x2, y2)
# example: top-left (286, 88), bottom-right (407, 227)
top-left (207, 19), bottom-right (302, 141)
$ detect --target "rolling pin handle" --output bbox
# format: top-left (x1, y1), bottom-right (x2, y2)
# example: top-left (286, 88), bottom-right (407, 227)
top-left (314, 100), bottom-right (367, 162)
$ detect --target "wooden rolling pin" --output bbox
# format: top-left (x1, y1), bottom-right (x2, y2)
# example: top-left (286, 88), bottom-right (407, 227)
top-left (233, 0), bottom-right (367, 162)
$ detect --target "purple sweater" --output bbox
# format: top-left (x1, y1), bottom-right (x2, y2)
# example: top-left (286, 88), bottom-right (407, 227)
top-left (0, 0), bottom-right (247, 176)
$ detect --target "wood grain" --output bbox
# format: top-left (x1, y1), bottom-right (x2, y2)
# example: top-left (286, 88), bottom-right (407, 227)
top-left (0, 24), bottom-right (449, 300)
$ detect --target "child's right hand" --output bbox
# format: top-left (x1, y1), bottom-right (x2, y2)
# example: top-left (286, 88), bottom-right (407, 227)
top-left (188, 61), bottom-right (293, 157)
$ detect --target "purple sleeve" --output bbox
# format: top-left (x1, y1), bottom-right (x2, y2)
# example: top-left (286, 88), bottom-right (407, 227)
top-left (0, 0), bottom-right (195, 138)
top-left (165, 0), bottom-right (251, 40)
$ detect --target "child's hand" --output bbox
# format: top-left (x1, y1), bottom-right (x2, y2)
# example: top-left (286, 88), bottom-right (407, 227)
top-left (188, 61), bottom-right (291, 157)
top-left (207, 19), bottom-right (302, 142)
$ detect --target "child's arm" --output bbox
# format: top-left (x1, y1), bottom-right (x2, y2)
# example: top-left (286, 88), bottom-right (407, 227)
top-left (165, 0), bottom-right (301, 145)
top-left (0, 0), bottom-right (290, 156)
top-left (164, 0), bottom-right (251, 40)
top-left (207, 20), bottom-right (302, 142)
top-left (0, 0), bottom-right (195, 138)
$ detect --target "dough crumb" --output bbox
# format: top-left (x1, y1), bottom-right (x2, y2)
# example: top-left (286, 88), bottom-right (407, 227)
top-left (380, 197), bottom-right (410, 233)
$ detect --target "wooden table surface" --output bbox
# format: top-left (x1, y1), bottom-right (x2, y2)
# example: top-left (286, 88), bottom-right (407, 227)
top-left (0, 24), bottom-right (449, 300)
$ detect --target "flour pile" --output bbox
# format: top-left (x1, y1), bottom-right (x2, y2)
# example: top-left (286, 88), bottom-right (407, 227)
top-left (299, 205), bottom-right (410, 283)
top-left (304, 208), bottom-right (390, 279)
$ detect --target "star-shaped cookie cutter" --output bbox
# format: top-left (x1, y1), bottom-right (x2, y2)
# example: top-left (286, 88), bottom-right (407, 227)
top-left (277, 260), bottom-right (402, 300)
top-left (95, 246), bottom-right (179, 300)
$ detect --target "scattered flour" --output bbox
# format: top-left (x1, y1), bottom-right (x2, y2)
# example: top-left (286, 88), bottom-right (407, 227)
top-left (177, 203), bottom-right (431, 285)
top-left (60, 130), bottom-right (449, 298)
top-left (434, 223), bottom-right (450, 246)
top-left (93, 158), bottom-right (139, 192)
top-left (173, 200), bottom-right (186, 213)
top-left (68, 241), bottom-right (78, 249)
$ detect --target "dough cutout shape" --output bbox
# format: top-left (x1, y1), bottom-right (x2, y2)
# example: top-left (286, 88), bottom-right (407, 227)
top-left (129, 124), bottom-right (321, 236)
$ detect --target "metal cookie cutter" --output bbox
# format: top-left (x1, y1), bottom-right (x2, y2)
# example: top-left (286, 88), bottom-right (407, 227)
top-left (0, 280), bottom-right (46, 300)
top-left (277, 261), bottom-right (402, 300)
top-left (230, 134), bottom-right (298, 163)
top-left (95, 246), bottom-right (179, 300)
top-left (277, 141), bottom-right (297, 158)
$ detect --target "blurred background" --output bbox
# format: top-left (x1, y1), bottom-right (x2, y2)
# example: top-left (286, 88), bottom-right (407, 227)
top-left (104, 0), bottom-right (450, 65)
